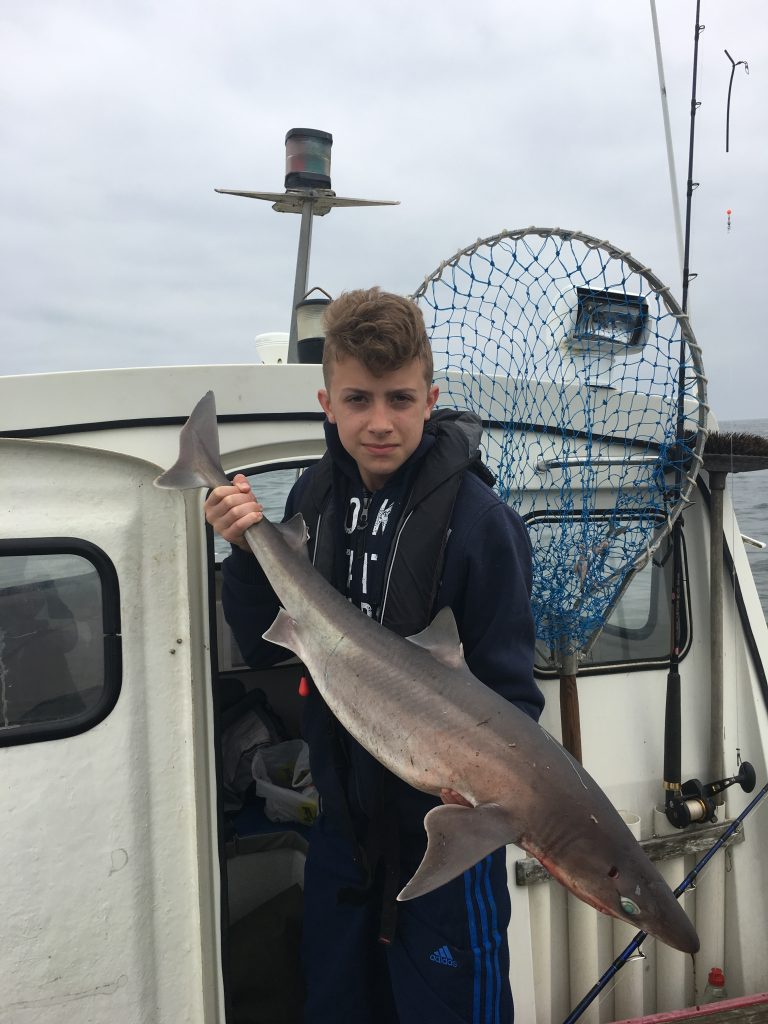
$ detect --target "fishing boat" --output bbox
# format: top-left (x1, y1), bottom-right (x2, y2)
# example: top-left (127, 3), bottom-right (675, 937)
top-left (2, 44), bottom-right (768, 1024)
top-left (3, 229), bottom-right (768, 1024)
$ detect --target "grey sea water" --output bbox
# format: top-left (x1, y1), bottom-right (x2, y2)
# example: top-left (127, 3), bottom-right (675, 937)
top-left (720, 419), bottom-right (768, 619)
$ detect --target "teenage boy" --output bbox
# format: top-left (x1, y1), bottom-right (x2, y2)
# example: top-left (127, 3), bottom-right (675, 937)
top-left (205, 288), bottom-right (543, 1024)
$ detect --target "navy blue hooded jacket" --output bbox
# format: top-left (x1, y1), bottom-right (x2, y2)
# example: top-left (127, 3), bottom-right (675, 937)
top-left (221, 414), bottom-right (543, 838)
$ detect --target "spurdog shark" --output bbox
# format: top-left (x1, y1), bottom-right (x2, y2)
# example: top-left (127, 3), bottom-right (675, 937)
top-left (155, 391), bottom-right (699, 954)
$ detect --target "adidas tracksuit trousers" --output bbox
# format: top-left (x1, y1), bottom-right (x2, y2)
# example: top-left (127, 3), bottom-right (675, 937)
top-left (301, 815), bottom-right (513, 1024)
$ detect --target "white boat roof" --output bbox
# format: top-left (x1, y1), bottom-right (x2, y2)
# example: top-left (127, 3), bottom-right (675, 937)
top-left (0, 364), bottom-right (325, 435)
top-left (0, 364), bottom-right (691, 448)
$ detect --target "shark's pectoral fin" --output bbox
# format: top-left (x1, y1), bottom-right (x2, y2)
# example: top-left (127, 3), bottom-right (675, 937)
top-left (397, 802), bottom-right (518, 901)
top-left (406, 606), bottom-right (465, 669)
top-left (275, 514), bottom-right (310, 554)
top-left (263, 608), bottom-right (306, 660)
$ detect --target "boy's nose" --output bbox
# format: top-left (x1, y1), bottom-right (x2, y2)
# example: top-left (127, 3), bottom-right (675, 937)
top-left (367, 402), bottom-right (393, 433)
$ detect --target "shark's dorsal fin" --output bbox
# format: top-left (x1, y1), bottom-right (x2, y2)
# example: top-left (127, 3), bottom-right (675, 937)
top-left (406, 606), bottom-right (464, 669)
top-left (275, 514), bottom-right (310, 554)
top-left (397, 802), bottom-right (518, 901)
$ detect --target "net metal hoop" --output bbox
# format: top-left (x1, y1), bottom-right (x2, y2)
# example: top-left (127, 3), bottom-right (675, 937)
top-left (412, 226), bottom-right (708, 662)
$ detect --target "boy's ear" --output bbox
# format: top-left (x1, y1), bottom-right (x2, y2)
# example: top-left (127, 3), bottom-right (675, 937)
top-left (318, 388), bottom-right (335, 423)
top-left (424, 384), bottom-right (439, 420)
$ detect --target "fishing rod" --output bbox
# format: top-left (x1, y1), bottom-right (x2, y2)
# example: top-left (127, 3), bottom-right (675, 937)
top-left (724, 49), bottom-right (749, 154)
top-left (562, 775), bottom-right (768, 1024)
top-left (662, 0), bottom-right (712, 832)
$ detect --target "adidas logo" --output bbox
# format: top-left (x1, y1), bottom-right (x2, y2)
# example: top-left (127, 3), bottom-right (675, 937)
top-left (429, 944), bottom-right (458, 967)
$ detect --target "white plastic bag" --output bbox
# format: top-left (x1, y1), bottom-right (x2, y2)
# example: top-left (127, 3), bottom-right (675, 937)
top-left (252, 739), bottom-right (318, 825)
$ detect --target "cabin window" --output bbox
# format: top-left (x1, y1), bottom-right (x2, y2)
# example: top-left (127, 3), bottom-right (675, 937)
top-left (0, 541), bottom-right (121, 745)
top-left (530, 520), bottom-right (690, 675)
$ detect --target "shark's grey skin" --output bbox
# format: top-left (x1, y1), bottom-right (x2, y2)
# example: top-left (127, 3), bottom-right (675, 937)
top-left (155, 392), bottom-right (699, 954)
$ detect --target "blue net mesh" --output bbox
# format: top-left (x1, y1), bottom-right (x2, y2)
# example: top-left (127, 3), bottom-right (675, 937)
top-left (414, 228), bottom-right (707, 665)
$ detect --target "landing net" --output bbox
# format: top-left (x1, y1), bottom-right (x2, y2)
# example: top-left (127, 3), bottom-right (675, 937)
top-left (413, 227), bottom-right (708, 665)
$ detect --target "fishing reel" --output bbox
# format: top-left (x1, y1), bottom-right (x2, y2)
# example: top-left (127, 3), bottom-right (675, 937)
top-left (665, 761), bottom-right (757, 828)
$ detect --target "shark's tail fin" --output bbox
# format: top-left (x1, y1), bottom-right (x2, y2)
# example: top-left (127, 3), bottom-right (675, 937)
top-left (154, 391), bottom-right (231, 491)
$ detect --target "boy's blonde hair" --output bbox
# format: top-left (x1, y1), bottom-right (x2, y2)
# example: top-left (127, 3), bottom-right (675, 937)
top-left (322, 287), bottom-right (433, 387)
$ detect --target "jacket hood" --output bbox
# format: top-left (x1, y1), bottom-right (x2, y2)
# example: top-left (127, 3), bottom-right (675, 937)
top-left (424, 407), bottom-right (483, 454)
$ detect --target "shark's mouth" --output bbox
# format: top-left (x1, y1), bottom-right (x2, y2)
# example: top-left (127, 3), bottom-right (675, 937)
top-left (526, 841), bottom-right (616, 918)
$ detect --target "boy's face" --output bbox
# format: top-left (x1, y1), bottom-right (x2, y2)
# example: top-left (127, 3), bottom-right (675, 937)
top-left (318, 356), bottom-right (439, 492)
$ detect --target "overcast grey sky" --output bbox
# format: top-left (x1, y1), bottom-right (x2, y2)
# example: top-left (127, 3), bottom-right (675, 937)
top-left (2, 1), bottom-right (765, 418)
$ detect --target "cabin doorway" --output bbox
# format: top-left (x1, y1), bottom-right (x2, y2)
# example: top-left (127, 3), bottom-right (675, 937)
top-left (211, 461), bottom-right (317, 1024)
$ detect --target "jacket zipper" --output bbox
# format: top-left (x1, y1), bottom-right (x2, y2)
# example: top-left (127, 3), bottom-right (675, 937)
top-left (312, 512), bottom-right (322, 566)
top-left (353, 490), bottom-right (372, 569)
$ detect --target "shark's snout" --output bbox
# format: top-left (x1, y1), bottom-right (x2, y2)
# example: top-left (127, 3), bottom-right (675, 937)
top-left (533, 844), bottom-right (699, 954)
top-left (613, 880), bottom-right (700, 954)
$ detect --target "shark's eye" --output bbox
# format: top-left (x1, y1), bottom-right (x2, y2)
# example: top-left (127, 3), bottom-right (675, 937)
top-left (620, 897), bottom-right (641, 917)
top-left (608, 866), bottom-right (619, 879)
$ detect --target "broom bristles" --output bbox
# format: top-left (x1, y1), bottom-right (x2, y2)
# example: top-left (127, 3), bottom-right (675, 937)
top-left (705, 431), bottom-right (768, 457)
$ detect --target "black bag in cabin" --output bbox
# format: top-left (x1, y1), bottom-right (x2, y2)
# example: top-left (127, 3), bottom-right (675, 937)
top-left (219, 684), bottom-right (289, 812)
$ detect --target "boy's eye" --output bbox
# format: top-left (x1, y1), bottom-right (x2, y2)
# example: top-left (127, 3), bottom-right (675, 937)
top-left (391, 394), bottom-right (415, 405)
top-left (345, 394), bottom-right (368, 405)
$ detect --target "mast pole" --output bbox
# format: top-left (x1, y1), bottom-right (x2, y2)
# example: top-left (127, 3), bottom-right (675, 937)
top-left (287, 198), bottom-right (315, 362)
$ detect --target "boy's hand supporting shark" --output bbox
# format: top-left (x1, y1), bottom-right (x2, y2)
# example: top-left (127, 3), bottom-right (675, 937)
top-left (204, 473), bottom-right (264, 552)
